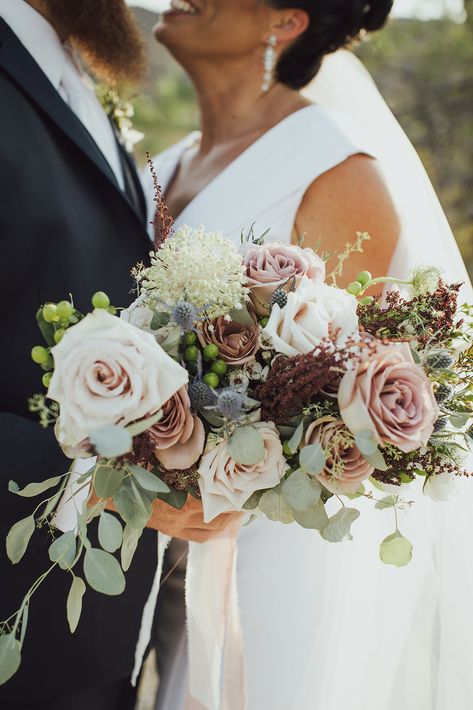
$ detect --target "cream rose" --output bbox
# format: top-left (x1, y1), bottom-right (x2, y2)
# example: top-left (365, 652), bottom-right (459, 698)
top-left (49, 309), bottom-right (188, 453)
top-left (263, 277), bottom-right (358, 356)
top-left (304, 417), bottom-right (373, 495)
top-left (338, 342), bottom-right (438, 454)
top-left (242, 242), bottom-right (325, 314)
top-left (198, 421), bottom-right (288, 522)
top-left (149, 387), bottom-right (205, 470)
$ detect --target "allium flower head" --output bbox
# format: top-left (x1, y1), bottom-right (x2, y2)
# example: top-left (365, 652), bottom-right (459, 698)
top-left (139, 226), bottom-right (249, 320)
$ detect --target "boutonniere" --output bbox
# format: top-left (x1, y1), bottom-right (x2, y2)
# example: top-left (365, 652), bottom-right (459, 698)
top-left (96, 84), bottom-right (144, 154)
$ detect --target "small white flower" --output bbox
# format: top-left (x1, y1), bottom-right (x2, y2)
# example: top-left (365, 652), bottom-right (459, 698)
top-left (228, 370), bottom-right (250, 393)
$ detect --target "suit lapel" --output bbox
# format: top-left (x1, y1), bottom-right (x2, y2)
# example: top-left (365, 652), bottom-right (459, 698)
top-left (0, 19), bottom-right (146, 228)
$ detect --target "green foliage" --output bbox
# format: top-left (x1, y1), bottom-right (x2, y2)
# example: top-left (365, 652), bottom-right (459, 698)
top-left (228, 426), bottom-right (265, 466)
top-left (8, 476), bottom-right (61, 498)
top-left (0, 635), bottom-right (21, 685)
top-left (98, 513), bottom-right (123, 554)
top-left (83, 549), bottom-right (126, 595)
top-left (379, 531), bottom-right (413, 567)
top-left (6, 516), bottom-right (35, 564)
top-left (322, 508), bottom-right (361, 543)
top-left (67, 577), bottom-right (86, 634)
top-left (89, 426), bottom-right (133, 459)
top-left (48, 532), bottom-right (76, 570)
top-left (94, 465), bottom-right (125, 499)
top-left (282, 470), bottom-right (322, 511)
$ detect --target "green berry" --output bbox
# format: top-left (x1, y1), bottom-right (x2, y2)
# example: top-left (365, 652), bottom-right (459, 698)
top-left (56, 300), bottom-right (73, 320)
top-left (42, 372), bottom-right (53, 389)
top-left (347, 281), bottom-right (363, 296)
top-left (42, 303), bottom-right (58, 323)
top-left (211, 359), bottom-right (228, 376)
top-left (360, 296), bottom-right (374, 306)
top-left (92, 291), bottom-right (110, 309)
top-left (54, 328), bottom-right (66, 344)
top-left (184, 345), bottom-right (199, 362)
top-left (41, 356), bottom-right (54, 372)
top-left (183, 331), bottom-right (197, 346)
top-left (260, 317), bottom-right (269, 328)
top-left (356, 271), bottom-right (372, 287)
top-left (31, 345), bottom-right (49, 364)
top-left (203, 344), bottom-right (219, 361)
top-left (203, 372), bottom-right (220, 389)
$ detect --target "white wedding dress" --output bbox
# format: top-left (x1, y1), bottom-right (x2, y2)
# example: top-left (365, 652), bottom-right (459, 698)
top-left (143, 52), bottom-right (473, 710)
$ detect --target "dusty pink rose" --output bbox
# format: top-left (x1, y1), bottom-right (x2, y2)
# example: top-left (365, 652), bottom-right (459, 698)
top-left (198, 421), bottom-right (288, 522)
top-left (338, 342), bottom-right (438, 454)
top-left (242, 242), bottom-right (325, 314)
top-left (199, 315), bottom-right (260, 365)
top-left (149, 387), bottom-right (205, 470)
top-left (304, 416), bottom-right (373, 495)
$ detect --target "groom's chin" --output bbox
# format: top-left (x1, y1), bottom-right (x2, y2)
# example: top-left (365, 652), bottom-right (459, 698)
top-left (44, 0), bottom-right (148, 85)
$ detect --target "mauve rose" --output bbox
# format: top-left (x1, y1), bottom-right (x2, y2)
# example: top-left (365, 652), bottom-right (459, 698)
top-left (149, 387), bottom-right (205, 470)
top-left (49, 309), bottom-right (188, 455)
top-left (198, 421), bottom-right (288, 522)
top-left (263, 277), bottom-right (358, 357)
top-left (304, 416), bottom-right (373, 495)
top-left (338, 342), bottom-right (438, 454)
top-left (242, 242), bottom-right (325, 314)
top-left (199, 315), bottom-right (260, 366)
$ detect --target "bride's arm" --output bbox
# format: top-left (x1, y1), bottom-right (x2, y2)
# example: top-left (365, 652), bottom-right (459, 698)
top-left (293, 154), bottom-right (400, 286)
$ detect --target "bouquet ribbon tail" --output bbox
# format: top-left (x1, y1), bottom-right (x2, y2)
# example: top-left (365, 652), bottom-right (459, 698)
top-left (186, 521), bottom-right (247, 710)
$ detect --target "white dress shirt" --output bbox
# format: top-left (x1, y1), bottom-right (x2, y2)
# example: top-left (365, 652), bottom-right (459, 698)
top-left (0, 0), bottom-right (124, 189)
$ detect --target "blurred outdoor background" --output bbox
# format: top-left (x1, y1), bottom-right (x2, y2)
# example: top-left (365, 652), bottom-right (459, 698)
top-left (126, 0), bottom-right (473, 276)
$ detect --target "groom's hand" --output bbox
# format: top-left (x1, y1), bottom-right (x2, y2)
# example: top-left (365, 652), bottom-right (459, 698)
top-left (145, 495), bottom-right (243, 543)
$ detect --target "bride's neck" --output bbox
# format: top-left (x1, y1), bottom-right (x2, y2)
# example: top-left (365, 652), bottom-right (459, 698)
top-left (189, 61), bottom-right (308, 153)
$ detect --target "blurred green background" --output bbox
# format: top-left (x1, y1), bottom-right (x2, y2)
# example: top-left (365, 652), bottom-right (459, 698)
top-left (128, 2), bottom-right (473, 276)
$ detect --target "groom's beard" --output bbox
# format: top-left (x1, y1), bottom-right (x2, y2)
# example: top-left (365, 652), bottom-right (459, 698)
top-left (44, 0), bottom-right (147, 85)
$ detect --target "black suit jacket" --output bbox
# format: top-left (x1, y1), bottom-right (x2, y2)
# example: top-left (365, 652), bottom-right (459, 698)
top-left (0, 20), bottom-right (158, 702)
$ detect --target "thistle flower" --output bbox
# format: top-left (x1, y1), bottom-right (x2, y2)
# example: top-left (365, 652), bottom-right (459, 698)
top-left (138, 226), bottom-right (249, 321)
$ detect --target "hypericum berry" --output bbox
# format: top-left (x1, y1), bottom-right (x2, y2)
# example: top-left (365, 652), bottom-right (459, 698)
top-left (92, 291), bottom-right (110, 309)
top-left (54, 328), bottom-right (66, 344)
top-left (271, 289), bottom-right (288, 310)
top-left (435, 383), bottom-right (453, 403)
top-left (356, 271), bottom-right (372, 287)
top-left (31, 346), bottom-right (49, 364)
top-left (42, 303), bottom-right (58, 323)
top-left (42, 372), bottom-right (53, 389)
top-left (433, 417), bottom-right (448, 433)
top-left (188, 381), bottom-right (216, 410)
top-left (172, 301), bottom-right (198, 331)
top-left (203, 372), bottom-right (220, 389)
top-left (41, 355), bottom-right (54, 372)
top-left (211, 359), bottom-right (228, 376)
top-left (260, 316), bottom-right (269, 328)
top-left (216, 389), bottom-right (244, 420)
top-left (203, 344), bottom-right (219, 361)
top-left (347, 281), bottom-right (363, 296)
top-left (56, 301), bottom-right (73, 320)
top-left (183, 331), bottom-right (197, 346)
top-left (425, 350), bottom-right (455, 370)
top-left (184, 345), bottom-right (199, 363)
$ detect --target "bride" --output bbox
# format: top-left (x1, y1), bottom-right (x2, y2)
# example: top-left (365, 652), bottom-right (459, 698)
top-left (141, 1), bottom-right (473, 709)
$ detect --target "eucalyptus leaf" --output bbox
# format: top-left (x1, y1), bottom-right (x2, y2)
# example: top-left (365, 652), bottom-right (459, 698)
top-left (259, 484), bottom-right (295, 524)
top-left (151, 311), bottom-right (170, 330)
top-left (322, 507), bottom-right (360, 543)
top-left (89, 426), bottom-right (132, 458)
top-left (449, 413), bottom-right (471, 429)
top-left (379, 531), bottom-right (413, 567)
top-left (83, 548), bottom-right (126, 595)
top-left (282, 469), bottom-right (322, 511)
top-left (66, 576), bottom-right (86, 633)
top-left (121, 525), bottom-right (142, 572)
top-left (94, 465), bottom-right (124, 499)
top-left (243, 491), bottom-right (262, 511)
top-left (375, 495), bottom-right (398, 510)
top-left (8, 476), bottom-right (61, 498)
top-left (201, 410), bottom-right (225, 428)
top-left (19, 604), bottom-right (29, 647)
top-left (287, 419), bottom-right (306, 454)
top-left (294, 500), bottom-right (329, 531)
top-left (157, 488), bottom-right (188, 510)
top-left (49, 531), bottom-right (76, 570)
top-left (0, 634), bottom-right (21, 685)
top-left (36, 306), bottom-right (56, 348)
top-left (354, 430), bottom-right (379, 457)
top-left (113, 478), bottom-right (151, 530)
top-left (126, 410), bottom-right (163, 438)
top-left (364, 447), bottom-right (389, 472)
top-left (6, 516), bottom-right (35, 564)
top-left (228, 426), bottom-right (265, 466)
top-left (299, 444), bottom-right (326, 475)
top-left (228, 306), bottom-right (256, 327)
top-left (98, 512), bottom-right (123, 553)
top-left (127, 465), bottom-right (170, 494)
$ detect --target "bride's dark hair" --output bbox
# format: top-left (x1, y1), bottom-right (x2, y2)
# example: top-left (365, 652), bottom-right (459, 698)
top-left (267, 0), bottom-right (393, 89)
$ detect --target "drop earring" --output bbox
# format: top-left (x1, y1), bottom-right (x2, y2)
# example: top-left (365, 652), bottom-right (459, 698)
top-left (262, 35), bottom-right (277, 93)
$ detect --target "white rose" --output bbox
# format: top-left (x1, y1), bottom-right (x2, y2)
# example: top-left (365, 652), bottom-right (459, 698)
top-left (121, 294), bottom-right (155, 332)
top-left (424, 470), bottom-right (460, 502)
top-left (48, 309), bottom-right (188, 453)
top-left (263, 277), bottom-right (358, 356)
top-left (198, 421), bottom-right (288, 522)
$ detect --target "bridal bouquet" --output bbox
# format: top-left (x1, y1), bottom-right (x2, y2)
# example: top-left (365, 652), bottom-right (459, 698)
top-left (1, 213), bottom-right (472, 684)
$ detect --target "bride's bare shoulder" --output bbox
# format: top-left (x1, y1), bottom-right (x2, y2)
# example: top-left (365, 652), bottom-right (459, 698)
top-left (294, 154), bottom-right (400, 285)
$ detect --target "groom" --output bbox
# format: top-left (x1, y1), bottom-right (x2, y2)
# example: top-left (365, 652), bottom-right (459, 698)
top-left (0, 1), bottom-right (157, 707)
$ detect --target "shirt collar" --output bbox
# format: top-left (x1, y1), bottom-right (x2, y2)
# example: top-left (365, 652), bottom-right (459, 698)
top-left (0, 0), bottom-right (66, 90)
